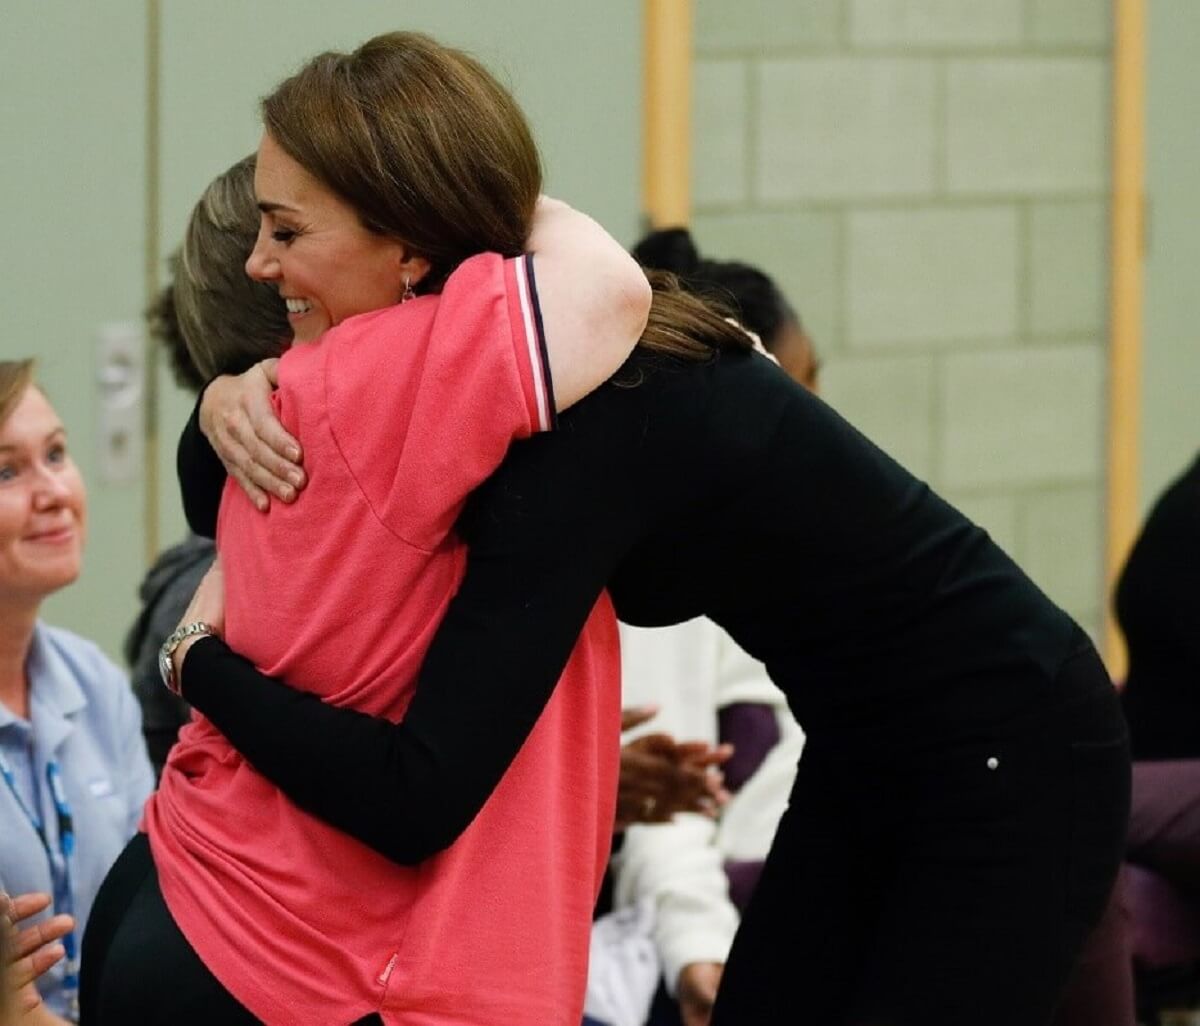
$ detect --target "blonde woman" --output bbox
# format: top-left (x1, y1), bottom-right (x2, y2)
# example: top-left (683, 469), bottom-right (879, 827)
top-left (0, 362), bottom-right (154, 1023)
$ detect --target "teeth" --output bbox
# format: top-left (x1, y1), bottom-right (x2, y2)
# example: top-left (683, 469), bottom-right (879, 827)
top-left (285, 298), bottom-right (312, 315)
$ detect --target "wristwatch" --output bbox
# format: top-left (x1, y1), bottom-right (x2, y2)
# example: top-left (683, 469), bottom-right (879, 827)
top-left (159, 621), bottom-right (216, 696)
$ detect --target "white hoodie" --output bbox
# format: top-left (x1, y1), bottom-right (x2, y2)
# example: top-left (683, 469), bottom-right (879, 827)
top-left (610, 618), bottom-right (805, 995)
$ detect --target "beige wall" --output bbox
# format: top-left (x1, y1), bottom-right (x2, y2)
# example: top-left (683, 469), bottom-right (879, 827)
top-left (690, 0), bottom-right (1112, 637)
top-left (5, 1), bottom-right (641, 659)
top-left (3, 4), bottom-right (149, 657)
top-left (1142, 2), bottom-right (1200, 510)
top-left (7, 0), bottom-right (1193, 662)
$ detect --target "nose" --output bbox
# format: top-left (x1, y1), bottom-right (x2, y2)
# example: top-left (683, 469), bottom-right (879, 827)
top-left (31, 467), bottom-right (71, 509)
top-left (246, 225), bottom-right (279, 282)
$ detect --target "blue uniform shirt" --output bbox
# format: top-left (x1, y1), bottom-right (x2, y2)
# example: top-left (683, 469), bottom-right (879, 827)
top-left (0, 622), bottom-right (155, 1018)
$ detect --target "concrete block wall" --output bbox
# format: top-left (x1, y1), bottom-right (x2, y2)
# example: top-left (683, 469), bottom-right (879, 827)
top-left (691, 0), bottom-right (1111, 637)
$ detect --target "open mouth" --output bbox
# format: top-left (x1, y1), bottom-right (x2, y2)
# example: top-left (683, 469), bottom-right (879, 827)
top-left (285, 298), bottom-right (313, 316)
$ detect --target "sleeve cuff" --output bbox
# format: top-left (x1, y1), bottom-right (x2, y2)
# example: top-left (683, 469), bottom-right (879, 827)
top-left (659, 926), bottom-right (736, 996)
top-left (178, 633), bottom-right (231, 704)
top-left (513, 253), bottom-right (557, 431)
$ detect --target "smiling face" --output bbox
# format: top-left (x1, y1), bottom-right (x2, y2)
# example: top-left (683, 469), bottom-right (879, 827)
top-left (245, 132), bottom-right (422, 344)
top-left (0, 386), bottom-right (87, 608)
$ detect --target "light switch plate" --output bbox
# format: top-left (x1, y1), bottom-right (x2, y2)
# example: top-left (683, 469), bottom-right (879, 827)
top-left (95, 322), bottom-right (144, 484)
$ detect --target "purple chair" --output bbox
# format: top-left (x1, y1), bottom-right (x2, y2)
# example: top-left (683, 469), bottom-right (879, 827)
top-left (1126, 864), bottom-right (1200, 1023)
top-left (1128, 864), bottom-right (1200, 968)
top-left (717, 702), bottom-right (781, 914)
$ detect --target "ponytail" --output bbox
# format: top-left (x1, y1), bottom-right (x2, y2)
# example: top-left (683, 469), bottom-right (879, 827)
top-left (637, 269), bottom-right (756, 360)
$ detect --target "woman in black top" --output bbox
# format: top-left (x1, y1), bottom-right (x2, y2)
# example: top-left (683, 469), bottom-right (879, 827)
top-left (1116, 453), bottom-right (1200, 761)
top-left (176, 329), bottom-right (1128, 1023)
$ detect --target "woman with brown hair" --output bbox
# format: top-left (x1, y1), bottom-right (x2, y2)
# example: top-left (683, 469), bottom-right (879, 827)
top-left (79, 31), bottom-right (683, 1026)
top-left (0, 362), bottom-right (154, 1024)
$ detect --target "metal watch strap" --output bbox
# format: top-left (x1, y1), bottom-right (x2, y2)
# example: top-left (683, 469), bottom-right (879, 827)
top-left (159, 621), bottom-right (216, 696)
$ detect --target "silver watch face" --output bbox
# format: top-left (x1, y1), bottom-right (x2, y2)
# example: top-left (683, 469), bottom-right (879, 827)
top-left (159, 644), bottom-right (175, 690)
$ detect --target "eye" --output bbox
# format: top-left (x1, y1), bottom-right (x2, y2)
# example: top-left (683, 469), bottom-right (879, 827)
top-left (46, 443), bottom-right (67, 464)
top-left (271, 227), bottom-right (298, 244)
top-left (0, 464), bottom-right (16, 484)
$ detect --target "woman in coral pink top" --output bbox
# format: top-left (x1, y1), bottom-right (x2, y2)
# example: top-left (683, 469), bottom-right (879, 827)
top-left (78, 32), bottom-right (673, 1026)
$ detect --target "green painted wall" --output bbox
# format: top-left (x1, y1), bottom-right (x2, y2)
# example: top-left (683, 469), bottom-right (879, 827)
top-left (5, 1), bottom-right (641, 660)
top-left (3, 3), bottom-right (148, 657)
top-left (691, 0), bottom-right (1113, 638)
top-left (1142, 3), bottom-right (1200, 510)
top-left (10, 0), bottom-right (1191, 662)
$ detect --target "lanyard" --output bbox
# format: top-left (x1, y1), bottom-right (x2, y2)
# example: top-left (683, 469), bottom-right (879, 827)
top-left (0, 750), bottom-right (80, 1022)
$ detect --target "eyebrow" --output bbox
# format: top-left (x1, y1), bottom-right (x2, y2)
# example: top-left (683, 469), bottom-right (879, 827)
top-left (0, 426), bottom-right (65, 454)
top-left (258, 201), bottom-right (300, 215)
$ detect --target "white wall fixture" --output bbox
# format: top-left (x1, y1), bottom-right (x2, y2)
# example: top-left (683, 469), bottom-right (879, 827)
top-left (95, 322), bottom-right (144, 485)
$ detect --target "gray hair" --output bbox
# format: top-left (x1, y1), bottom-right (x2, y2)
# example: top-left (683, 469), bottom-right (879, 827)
top-left (175, 155), bottom-right (289, 379)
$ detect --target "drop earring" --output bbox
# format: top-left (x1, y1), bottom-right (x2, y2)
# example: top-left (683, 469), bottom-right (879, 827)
top-left (401, 276), bottom-right (416, 304)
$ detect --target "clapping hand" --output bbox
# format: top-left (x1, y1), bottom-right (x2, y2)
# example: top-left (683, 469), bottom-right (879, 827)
top-left (615, 706), bottom-right (733, 831)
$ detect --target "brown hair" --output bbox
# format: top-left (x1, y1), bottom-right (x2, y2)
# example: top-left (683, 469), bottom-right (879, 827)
top-left (264, 31), bottom-right (750, 361)
top-left (263, 32), bottom-right (540, 294)
top-left (0, 359), bottom-right (35, 428)
top-left (634, 228), bottom-right (802, 351)
top-left (176, 155), bottom-right (290, 380)
top-left (147, 262), bottom-right (206, 393)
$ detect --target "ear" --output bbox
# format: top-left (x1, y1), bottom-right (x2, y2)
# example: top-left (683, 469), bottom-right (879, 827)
top-left (398, 250), bottom-right (432, 290)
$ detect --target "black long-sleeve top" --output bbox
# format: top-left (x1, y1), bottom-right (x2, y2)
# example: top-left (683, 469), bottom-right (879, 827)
top-left (179, 345), bottom-right (1080, 865)
top-left (1116, 454), bottom-right (1200, 760)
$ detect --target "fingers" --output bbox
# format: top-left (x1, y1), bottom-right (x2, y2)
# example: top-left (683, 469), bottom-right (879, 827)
top-left (2, 894), bottom-right (70, 1011)
top-left (624, 732), bottom-right (677, 757)
top-left (620, 705), bottom-right (658, 732)
top-left (617, 729), bottom-right (729, 822)
top-left (8, 942), bottom-right (66, 992)
top-left (220, 411), bottom-right (302, 507)
top-left (201, 366), bottom-right (305, 510)
top-left (618, 746), bottom-right (724, 825)
top-left (13, 914), bottom-right (73, 960)
top-left (248, 362), bottom-right (303, 466)
top-left (5, 892), bottom-right (50, 926)
top-left (228, 463), bottom-right (272, 513)
top-left (675, 741), bottom-right (735, 769)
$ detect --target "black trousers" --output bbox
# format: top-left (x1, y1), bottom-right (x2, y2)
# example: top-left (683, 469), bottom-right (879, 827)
top-left (79, 833), bottom-right (383, 1026)
top-left (712, 643), bottom-right (1131, 1026)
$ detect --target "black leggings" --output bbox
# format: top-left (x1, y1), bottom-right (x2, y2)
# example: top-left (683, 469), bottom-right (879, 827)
top-left (712, 644), bottom-right (1131, 1026)
top-left (79, 833), bottom-right (383, 1026)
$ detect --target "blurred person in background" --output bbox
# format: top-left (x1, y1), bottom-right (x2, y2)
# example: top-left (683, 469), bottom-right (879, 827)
top-left (1116, 453), bottom-right (1200, 950)
top-left (123, 279), bottom-right (214, 777)
top-left (0, 361), bottom-right (154, 1023)
top-left (1052, 452), bottom-right (1200, 1026)
top-left (124, 158), bottom-right (289, 778)
top-left (631, 228), bottom-right (818, 391)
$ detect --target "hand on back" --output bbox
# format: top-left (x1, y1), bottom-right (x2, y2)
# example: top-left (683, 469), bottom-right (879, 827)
top-left (199, 359), bottom-right (305, 511)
